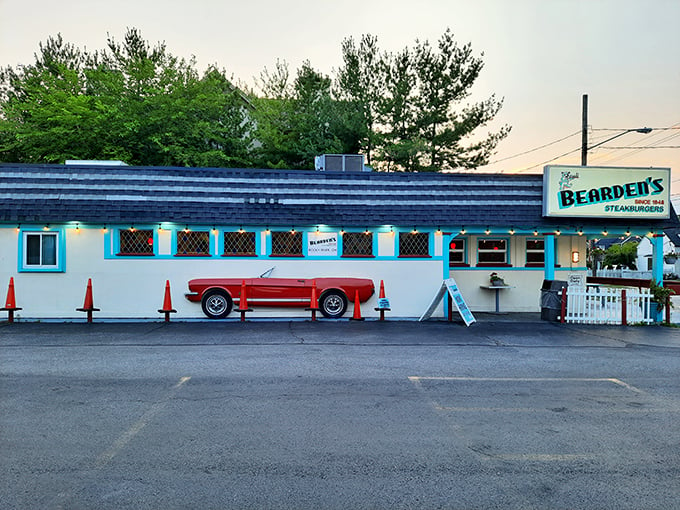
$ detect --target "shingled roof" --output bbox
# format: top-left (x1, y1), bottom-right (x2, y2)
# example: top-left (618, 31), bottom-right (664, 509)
top-left (0, 162), bottom-right (676, 231)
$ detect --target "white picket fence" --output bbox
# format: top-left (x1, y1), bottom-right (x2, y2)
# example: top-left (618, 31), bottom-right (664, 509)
top-left (562, 286), bottom-right (653, 325)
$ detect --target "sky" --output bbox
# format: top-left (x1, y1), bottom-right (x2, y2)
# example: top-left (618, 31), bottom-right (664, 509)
top-left (1, 0), bottom-right (679, 194)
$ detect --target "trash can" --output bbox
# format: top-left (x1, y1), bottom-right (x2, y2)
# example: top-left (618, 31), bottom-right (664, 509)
top-left (540, 279), bottom-right (568, 321)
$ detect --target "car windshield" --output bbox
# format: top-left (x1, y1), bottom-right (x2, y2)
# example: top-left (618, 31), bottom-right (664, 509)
top-left (259, 267), bottom-right (275, 278)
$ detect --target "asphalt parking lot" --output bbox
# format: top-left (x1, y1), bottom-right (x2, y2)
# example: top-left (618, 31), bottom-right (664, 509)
top-left (1, 315), bottom-right (678, 349)
top-left (2, 319), bottom-right (680, 509)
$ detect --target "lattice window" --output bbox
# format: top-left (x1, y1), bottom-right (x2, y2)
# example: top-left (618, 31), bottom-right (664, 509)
top-left (526, 238), bottom-right (545, 264)
top-left (477, 239), bottom-right (507, 264)
top-left (119, 229), bottom-right (154, 255)
top-left (342, 232), bottom-right (373, 256)
top-left (223, 231), bottom-right (256, 256)
top-left (399, 232), bottom-right (429, 256)
top-left (271, 231), bottom-right (303, 256)
top-left (177, 231), bottom-right (210, 255)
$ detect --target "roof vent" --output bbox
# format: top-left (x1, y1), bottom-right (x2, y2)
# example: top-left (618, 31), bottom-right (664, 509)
top-left (314, 154), bottom-right (369, 172)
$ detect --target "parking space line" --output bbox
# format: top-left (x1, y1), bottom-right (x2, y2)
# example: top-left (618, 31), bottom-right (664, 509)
top-left (94, 376), bottom-right (191, 468)
top-left (407, 375), bottom-right (660, 463)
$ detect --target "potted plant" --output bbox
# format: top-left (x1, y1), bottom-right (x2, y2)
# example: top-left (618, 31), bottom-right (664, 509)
top-left (664, 253), bottom-right (677, 264)
top-left (649, 279), bottom-right (674, 321)
top-left (489, 272), bottom-right (506, 286)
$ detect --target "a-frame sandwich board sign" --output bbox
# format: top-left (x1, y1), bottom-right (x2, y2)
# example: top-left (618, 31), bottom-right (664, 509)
top-left (419, 277), bottom-right (476, 326)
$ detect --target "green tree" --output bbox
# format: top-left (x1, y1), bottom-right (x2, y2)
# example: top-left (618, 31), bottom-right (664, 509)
top-left (335, 29), bottom-right (510, 172)
top-left (253, 60), bottom-right (346, 169)
top-left (603, 242), bottom-right (639, 270)
top-left (336, 34), bottom-right (385, 166)
top-left (379, 47), bottom-right (424, 171)
top-left (0, 29), bottom-right (253, 167)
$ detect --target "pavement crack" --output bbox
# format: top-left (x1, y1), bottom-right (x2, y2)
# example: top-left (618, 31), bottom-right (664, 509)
top-left (288, 321), bottom-right (305, 343)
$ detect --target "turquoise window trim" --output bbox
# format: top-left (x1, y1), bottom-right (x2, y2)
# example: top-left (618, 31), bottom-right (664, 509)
top-left (18, 228), bottom-right (65, 273)
top-left (108, 227), bottom-right (157, 258)
top-left (218, 229), bottom-right (260, 257)
top-left (396, 229), bottom-right (433, 258)
top-left (338, 229), bottom-right (376, 258)
top-left (98, 225), bottom-right (447, 261)
top-left (173, 229), bottom-right (214, 257)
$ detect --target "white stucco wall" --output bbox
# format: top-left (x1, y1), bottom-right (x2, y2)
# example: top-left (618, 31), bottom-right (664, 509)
top-left (1, 228), bottom-right (445, 320)
top-left (0, 228), bottom-right (590, 320)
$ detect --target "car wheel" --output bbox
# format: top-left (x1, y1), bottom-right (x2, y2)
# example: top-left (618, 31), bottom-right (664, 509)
top-left (201, 290), bottom-right (233, 319)
top-left (320, 290), bottom-right (348, 319)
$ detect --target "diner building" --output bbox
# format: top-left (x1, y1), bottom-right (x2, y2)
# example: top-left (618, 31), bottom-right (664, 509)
top-left (0, 161), bottom-right (675, 320)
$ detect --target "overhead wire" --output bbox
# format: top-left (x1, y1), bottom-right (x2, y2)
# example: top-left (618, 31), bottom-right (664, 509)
top-left (490, 124), bottom-right (679, 173)
top-left (486, 130), bottom-right (581, 165)
top-left (591, 124), bottom-right (680, 165)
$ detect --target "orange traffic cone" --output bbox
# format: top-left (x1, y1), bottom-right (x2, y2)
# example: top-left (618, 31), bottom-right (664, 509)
top-left (350, 289), bottom-right (364, 321)
top-left (236, 279), bottom-right (252, 321)
top-left (374, 279), bottom-right (391, 321)
top-left (76, 278), bottom-right (100, 323)
top-left (1, 277), bottom-right (22, 323)
top-left (158, 280), bottom-right (177, 322)
top-left (306, 279), bottom-right (320, 321)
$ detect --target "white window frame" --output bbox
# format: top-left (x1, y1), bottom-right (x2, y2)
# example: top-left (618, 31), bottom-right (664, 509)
top-left (477, 238), bottom-right (509, 265)
top-left (525, 238), bottom-right (545, 265)
top-left (20, 230), bottom-right (62, 272)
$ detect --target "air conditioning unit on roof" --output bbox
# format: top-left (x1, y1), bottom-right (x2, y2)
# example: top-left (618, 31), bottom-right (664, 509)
top-left (314, 154), bottom-right (368, 172)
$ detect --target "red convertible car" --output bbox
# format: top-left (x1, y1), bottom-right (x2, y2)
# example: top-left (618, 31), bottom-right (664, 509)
top-left (186, 276), bottom-right (375, 319)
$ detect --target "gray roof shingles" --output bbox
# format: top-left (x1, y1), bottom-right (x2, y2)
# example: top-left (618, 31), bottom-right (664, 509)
top-left (0, 163), bottom-right (676, 231)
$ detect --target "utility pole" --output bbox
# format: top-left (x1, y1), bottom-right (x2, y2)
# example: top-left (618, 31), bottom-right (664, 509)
top-left (580, 93), bottom-right (650, 166)
top-left (581, 94), bottom-right (588, 166)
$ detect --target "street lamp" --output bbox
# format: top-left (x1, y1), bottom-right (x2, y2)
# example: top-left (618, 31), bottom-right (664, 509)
top-left (582, 127), bottom-right (652, 165)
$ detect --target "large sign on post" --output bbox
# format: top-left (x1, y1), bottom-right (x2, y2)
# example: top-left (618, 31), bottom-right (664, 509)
top-left (420, 278), bottom-right (476, 326)
top-left (543, 165), bottom-right (671, 219)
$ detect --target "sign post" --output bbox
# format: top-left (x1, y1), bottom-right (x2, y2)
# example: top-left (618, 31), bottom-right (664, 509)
top-left (420, 277), bottom-right (476, 326)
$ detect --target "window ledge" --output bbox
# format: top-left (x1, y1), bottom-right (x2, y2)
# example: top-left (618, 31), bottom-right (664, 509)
top-left (174, 253), bottom-right (212, 257)
top-left (476, 263), bottom-right (512, 267)
top-left (270, 254), bottom-right (304, 258)
top-left (117, 252), bottom-right (155, 256)
top-left (398, 255), bottom-right (432, 258)
top-left (449, 263), bottom-right (470, 267)
top-left (222, 253), bottom-right (258, 257)
top-left (341, 255), bottom-right (376, 258)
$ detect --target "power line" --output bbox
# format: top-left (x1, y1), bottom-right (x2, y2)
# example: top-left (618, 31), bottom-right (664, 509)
top-left (499, 124), bottom-right (680, 172)
top-left (586, 124), bottom-right (680, 165)
top-left (514, 147), bottom-right (581, 173)
top-left (599, 146), bottom-right (680, 149)
top-left (593, 126), bottom-right (680, 132)
top-left (486, 130), bottom-right (581, 165)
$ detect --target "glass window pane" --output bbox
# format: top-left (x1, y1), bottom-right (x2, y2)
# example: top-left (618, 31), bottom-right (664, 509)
top-left (42, 234), bottom-right (57, 265)
top-left (26, 235), bottom-right (41, 265)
